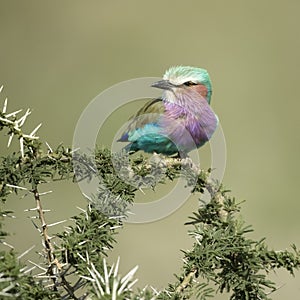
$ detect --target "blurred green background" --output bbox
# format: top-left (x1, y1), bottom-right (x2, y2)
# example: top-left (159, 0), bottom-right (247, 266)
top-left (0, 1), bottom-right (299, 298)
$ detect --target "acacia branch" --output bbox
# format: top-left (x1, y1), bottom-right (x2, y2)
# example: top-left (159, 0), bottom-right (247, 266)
top-left (1, 95), bottom-right (300, 299)
top-left (33, 188), bottom-right (62, 285)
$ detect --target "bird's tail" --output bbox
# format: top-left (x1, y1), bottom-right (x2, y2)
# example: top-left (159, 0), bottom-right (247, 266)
top-left (123, 142), bottom-right (138, 154)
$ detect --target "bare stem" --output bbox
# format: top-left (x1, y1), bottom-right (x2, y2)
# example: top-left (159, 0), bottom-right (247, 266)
top-left (61, 274), bottom-right (79, 300)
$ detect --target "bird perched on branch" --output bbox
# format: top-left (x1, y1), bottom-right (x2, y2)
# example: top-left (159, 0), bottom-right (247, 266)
top-left (118, 66), bottom-right (218, 156)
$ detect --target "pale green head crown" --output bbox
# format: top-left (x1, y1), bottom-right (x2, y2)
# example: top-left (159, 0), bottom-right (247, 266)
top-left (163, 66), bottom-right (212, 103)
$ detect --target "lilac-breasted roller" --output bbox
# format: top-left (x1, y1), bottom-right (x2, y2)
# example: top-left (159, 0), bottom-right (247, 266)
top-left (118, 66), bottom-right (218, 156)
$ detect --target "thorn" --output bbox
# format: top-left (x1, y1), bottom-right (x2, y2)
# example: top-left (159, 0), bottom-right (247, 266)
top-left (76, 252), bottom-right (86, 262)
top-left (127, 278), bottom-right (138, 290)
top-left (44, 283), bottom-right (56, 289)
top-left (0, 116), bottom-right (14, 124)
top-left (24, 207), bottom-right (38, 212)
top-left (0, 85), bottom-right (3, 93)
top-left (150, 285), bottom-right (159, 294)
top-left (2, 98), bottom-right (7, 113)
top-left (7, 133), bottom-right (14, 148)
top-left (39, 190), bottom-right (53, 196)
top-left (78, 240), bottom-right (87, 246)
top-left (6, 183), bottom-right (27, 190)
top-left (17, 109), bottom-right (31, 127)
top-left (37, 251), bottom-right (45, 258)
top-left (76, 206), bottom-right (87, 213)
top-left (86, 250), bottom-right (90, 265)
top-left (113, 257), bottom-right (120, 278)
top-left (103, 258), bottom-right (110, 294)
top-left (47, 219), bottom-right (67, 227)
top-left (86, 163), bottom-right (97, 173)
top-left (1, 241), bottom-right (14, 250)
top-left (139, 187), bottom-right (145, 195)
top-left (17, 245), bottom-right (36, 260)
top-left (19, 136), bottom-right (24, 158)
top-left (70, 147), bottom-right (80, 154)
top-left (110, 225), bottom-right (122, 230)
top-left (31, 220), bottom-right (42, 233)
top-left (112, 275), bottom-right (118, 300)
top-left (108, 215), bottom-right (126, 220)
top-left (1, 212), bottom-right (16, 218)
top-left (23, 266), bottom-right (36, 274)
top-left (30, 123), bottom-right (42, 137)
top-left (5, 109), bottom-right (23, 118)
top-left (122, 265), bottom-right (139, 284)
top-left (79, 274), bottom-right (95, 282)
top-left (88, 263), bottom-right (104, 295)
top-left (1, 283), bottom-right (17, 294)
top-left (22, 134), bottom-right (39, 140)
top-left (98, 222), bottom-right (108, 229)
top-left (28, 260), bottom-right (47, 272)
top-left (82, 193), bottom-right (92, 201)
top-left (108, 261), bottom-right (114, 278)
top-left (45, 141), bottom-right (53, 153)
top-left (118, 265), bottom-right (139, 295)
top-left (76, 224), bottom-right (82, 233)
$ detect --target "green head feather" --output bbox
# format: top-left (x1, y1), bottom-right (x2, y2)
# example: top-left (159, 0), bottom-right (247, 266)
top-left (163, 66), bottom-right (212, 103)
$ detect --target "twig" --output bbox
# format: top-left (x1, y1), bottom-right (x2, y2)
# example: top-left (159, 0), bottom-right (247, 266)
top-left (205, 179), bottom-right (228, 220)
top-left (175, 268), bottom-right (197, 294)
top-left (32, 188), bottom-right (79, 298)
top-left (32, 188), bottom-right (62, 289)
top-left (60, 265), bottom-right (80, 300)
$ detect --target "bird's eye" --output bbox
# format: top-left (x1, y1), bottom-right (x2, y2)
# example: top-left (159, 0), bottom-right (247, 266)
top-left (183, 81), bottom-right (197, 86)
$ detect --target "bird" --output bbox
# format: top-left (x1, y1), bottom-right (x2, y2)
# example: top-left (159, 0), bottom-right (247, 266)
top-left (118, 66), bottom-right (218, 156)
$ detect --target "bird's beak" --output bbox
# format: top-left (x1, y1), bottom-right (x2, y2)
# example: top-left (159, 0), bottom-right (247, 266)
top-left (151, 80), bottom-right (174, 91)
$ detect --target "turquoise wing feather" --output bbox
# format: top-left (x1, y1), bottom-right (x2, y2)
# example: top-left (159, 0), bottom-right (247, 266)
top-left (118, 98), bottom-right (165, 142)
top-left (118, 98), bottom-right (179, 153)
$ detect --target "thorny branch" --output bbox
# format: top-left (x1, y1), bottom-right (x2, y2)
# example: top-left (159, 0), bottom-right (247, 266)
top-left (0, 94), bottom-right (69, 294)
top-left (33, 188), bottom-right (62, 284)
top-left (1, 89), bottom-right (300, 299)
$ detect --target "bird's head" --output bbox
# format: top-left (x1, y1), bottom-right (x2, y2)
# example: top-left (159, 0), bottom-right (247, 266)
top-left (151, 66), bottom-right (212, 104)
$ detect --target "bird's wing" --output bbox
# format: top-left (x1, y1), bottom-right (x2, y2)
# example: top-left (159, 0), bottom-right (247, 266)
top-left (118, 98), bottom-right (165, 142)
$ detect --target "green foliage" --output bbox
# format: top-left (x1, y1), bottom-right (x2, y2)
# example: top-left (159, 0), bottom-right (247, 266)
top-left (0, 101), bottom-right (299, 299)
top-left (177, 191), bottom-right (300, 299)
top-left (0, 249), bottom-right (60, 299)
top-left (56, 206), bottom-right (118, 275)
top-left (0, 144), bottom-right (73, 201)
